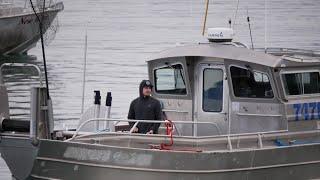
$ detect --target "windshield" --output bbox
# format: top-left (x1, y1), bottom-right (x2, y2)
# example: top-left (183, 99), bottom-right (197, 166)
top-left (154, 64), bottom-right (186, 95)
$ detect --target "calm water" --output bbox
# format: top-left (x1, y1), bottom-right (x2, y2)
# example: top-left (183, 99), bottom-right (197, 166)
top-left (1, 0), bottom-right (320, 178)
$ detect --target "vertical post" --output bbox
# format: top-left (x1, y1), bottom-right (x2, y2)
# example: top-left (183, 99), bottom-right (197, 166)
top-left (47, 98), bottom-right (54, 135)
top-left (93, 90), bottom-right (101, 131)
top-left (227, 135), bottom-right (233, 150)
top-left (264, 0), bottom-right (267, 51)
top-left (29, 0), bottom-right (53, 138)
top-left (228, 98), bottom-right (232, 135)
top-left (0, 84), bottom-right (9, 121)
top-left (193, 122), bottom-right (197, 137)
top-left (30, 87), bottom-right (51, 140)
top-left (30, 88), bottom-right (38, 140)
top-left (81, 32), bottom-right (88, 114)
top-left (247, 9), bottom-right (254, 50)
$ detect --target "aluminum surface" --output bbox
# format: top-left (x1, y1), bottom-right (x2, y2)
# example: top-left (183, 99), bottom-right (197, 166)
top-left (0, 2), bottom-right (63, 55)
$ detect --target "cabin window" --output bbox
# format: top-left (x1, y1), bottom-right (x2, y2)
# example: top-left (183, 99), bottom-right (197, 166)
top-left (282, 71), bottom-right (320, 95)
top-left (154, 64), bottom-right (187, 95)
top-left (203, 68), bottom-right (223, 112)
top-left (230, 66), bottom-right (274, 98)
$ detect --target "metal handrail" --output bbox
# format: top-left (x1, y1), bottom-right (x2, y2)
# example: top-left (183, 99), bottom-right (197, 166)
top-left (64, 117), bottom-right (319, 151)
top-left (258, 47), bottom-right (320, 61)
top-left (66, 118), bottom-right (295, 150)
top-left (66, 118), bottom-right (222, 141)
top-left (0, 63), bottom-right (43, 86)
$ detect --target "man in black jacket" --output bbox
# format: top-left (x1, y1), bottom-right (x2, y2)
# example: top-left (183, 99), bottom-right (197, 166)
top-left (128, 80), bottom-right (162, 134)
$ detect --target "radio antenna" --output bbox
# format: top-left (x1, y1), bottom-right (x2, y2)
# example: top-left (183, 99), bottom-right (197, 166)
top-left (81, 31), bottom-right (88, 114)
top-left (246, 8), bottom-right (254, 50)
top-left (264, 0), bottom-right (267, 50)
top-left (202, 0), bottom-right (210, 36)
top-left (232, 0), bottom-right (240, 28)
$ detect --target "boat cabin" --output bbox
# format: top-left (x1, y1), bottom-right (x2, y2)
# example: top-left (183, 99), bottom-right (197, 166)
top-left (148, 35), bottom-right (320, 136)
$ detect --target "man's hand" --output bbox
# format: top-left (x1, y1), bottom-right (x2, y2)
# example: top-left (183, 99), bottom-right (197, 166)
top-left (132, 127), bottom-right (139, 133)
top-left (146, 130), bottom-right (154, 134)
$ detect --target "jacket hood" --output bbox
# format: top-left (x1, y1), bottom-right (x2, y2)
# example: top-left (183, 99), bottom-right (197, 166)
top-left (139, 80), bottom-right (153, 97)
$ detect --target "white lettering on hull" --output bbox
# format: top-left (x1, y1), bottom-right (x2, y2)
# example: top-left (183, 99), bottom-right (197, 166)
top-left (63, 146), bottom-right (152, 167)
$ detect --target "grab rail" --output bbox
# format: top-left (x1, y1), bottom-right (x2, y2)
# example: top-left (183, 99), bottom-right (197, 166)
top-left (66, 118), bottom-right (222, 141)
top-left (0, 63), bottom-right (43, 86)
top-left (65, 117), bottom-right (297, 150)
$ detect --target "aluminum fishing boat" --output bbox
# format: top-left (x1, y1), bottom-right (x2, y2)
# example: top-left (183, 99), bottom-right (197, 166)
top-left (0, 0), bottom-right (63, 55)
top-left (0, 28), bottom-right (319, 180)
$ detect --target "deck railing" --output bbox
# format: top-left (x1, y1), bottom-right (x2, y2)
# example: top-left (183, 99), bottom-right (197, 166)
top-left (67, 118), bottom-right (222, 141)
top-left (64, 118), bottom-right (296, 150)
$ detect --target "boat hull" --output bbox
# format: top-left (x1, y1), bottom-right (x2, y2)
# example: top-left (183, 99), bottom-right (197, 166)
top-left (0, 136), bottom-right (38, 180)
top-left (26, 139), bottom-right (320, 180)
top-left (0, 3), bottom-right (63, 55)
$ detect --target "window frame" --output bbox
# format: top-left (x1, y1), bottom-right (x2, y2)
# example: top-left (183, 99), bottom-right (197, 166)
top-left (153, 63), bottom-right (188, 96)
top-left (229, 65), bottom-right (275, 100)
top-left (280, 69), bottom-right (320, 99)
top-left (202, 68), bottom-right (224, 113)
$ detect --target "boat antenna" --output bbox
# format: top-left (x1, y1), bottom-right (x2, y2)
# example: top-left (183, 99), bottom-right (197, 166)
top-left (81, 31), bottom-right (88, 114)
top-left (246, 8), bottom-right (254, 50)
top-left (232, 0), bottom-right (240, 28)
top-left (202, 0), bottom-right (210, 36)
top-left (228, 18), bottom-right (232, 28)
top-left (264, 0), bottom-right (267, 51)
top-left (29, 0), bottom-right (50, 99)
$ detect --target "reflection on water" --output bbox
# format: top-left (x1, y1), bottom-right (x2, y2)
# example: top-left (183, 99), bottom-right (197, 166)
top-left (1, 0), bottom-right (320, 178)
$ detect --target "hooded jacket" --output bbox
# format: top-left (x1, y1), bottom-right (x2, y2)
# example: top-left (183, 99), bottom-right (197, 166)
top-left (127, 80), bottom-right (162, 134)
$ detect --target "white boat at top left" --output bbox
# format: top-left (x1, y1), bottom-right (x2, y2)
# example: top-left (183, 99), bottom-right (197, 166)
top-left (0, 0), bottom-right (63, 55)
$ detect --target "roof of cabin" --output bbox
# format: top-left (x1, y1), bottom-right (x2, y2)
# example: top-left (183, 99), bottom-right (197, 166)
top-left (148, 43), bottom-right (320, 68)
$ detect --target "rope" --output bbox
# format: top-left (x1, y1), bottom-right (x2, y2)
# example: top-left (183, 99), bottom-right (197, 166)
top-left (160, 120), bottom-right (174, 150)
top-left (150, 120), bottom-right (202, 153)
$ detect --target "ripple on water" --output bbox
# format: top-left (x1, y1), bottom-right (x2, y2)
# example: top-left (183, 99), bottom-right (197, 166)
top-left (1, 0), bottom-right (320, 177)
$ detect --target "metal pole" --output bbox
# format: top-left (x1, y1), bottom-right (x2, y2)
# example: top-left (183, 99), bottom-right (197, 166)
top-left (202, 0), bottom-right (210, 36)
top-left (29, 0), bottom-right (50, 100)
top-left (264, 0), bottom-right (267, 51)
top-left (247, 9), bottom-right (254, 50)
top-left (81, 32), bottom-right (88, 114)
top-left (29, 0), bottom-right (54, 139)
top-left (232, 0), bottom-right (240, 28)
top-left (30, 87), bottom-right (38, 139)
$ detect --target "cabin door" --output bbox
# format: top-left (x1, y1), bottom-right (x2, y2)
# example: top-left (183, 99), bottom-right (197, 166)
top-left (195, 64), bottom-right (229, 136)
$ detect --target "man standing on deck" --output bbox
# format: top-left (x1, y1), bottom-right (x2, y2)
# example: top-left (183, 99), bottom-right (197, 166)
top-left (128, 80), bottom-right (162, 134)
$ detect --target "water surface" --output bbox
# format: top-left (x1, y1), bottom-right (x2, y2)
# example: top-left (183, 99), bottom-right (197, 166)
top-left (1, 0), bottom-right (320, 178)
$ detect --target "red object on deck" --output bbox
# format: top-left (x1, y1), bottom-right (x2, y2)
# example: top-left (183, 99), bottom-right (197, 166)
top-left (150, 120), bottom-right (202, 153)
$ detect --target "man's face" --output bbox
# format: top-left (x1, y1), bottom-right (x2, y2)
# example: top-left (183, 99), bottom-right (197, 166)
top-left (142, 86), bottom-right (152, 96)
